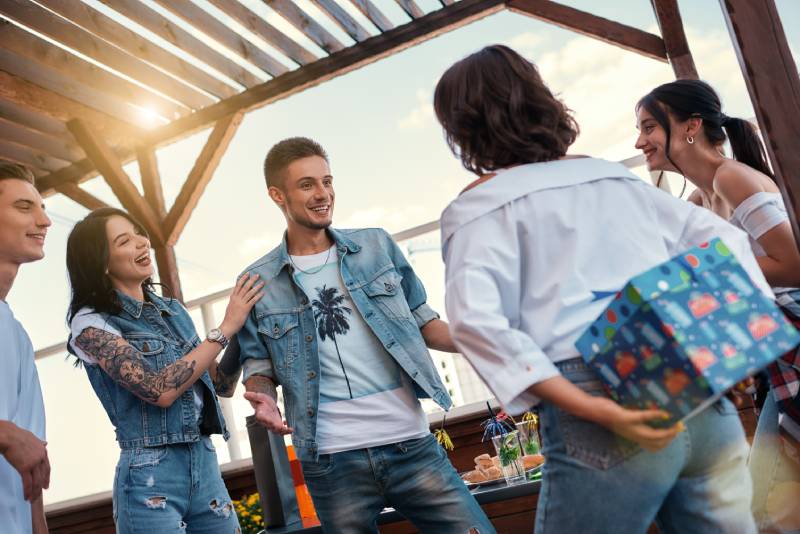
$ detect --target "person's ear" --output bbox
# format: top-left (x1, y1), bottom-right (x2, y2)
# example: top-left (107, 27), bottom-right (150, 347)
top-left (268, 185), bottom-right (284, 207)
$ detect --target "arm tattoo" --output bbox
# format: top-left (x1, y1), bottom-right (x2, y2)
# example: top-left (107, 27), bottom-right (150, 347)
top-left (75, 327), bottom-right (196, 404)
top-left (213, 366), bottom-right (241, 397)
top-left (245, 374), bottom-right (278, 401)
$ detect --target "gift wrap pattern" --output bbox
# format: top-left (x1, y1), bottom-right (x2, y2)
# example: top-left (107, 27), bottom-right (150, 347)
top-left (575, 238), bottom-right (800, 425)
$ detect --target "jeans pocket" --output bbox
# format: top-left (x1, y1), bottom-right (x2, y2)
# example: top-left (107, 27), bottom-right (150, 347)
top-left (300, 454), bottom-right (336, 478)
top-left (202, 437), bottom-right (216, 452)
top-left (128, 446), bottom-right (168, 468)
top-left (555, 381), bottom-right (640, 470)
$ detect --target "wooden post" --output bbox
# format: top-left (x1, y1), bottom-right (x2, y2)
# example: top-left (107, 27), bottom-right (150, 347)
top-left (719, 0), bottom-right (800, 249)
top-left (138, 147), bottom-right (184, 302)
top-left (651, 0), bottom-right (698, 79)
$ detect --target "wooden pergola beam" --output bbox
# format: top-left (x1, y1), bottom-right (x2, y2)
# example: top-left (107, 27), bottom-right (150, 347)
top-left (37, 0), bottom-right (506, 196)
top-left (507, 0), bottom-right (668, 62)
top-left (651, 0), bottom-right (698, 79)
top-left (311, 0), bottom-right (371, 43)
top-left (163, 112), bottom-right (244, 246)
top-left (41, 0), bottom-right (237, 100)
top-left (720, 0), bottom-right (800, 249)
top-left (0, 98), bottom-right (70, 138)
top-left (54, 182), bottom-right (109, 211)
top-left (67, 119), bottom-right (164, 245)
top-left (137, 147), bottom-right (183, 302)
top-left (0, 0), bottom-right (212, 110)
top-left (350, 0), bottom-right (395, 32)
top-left (266, 0), bottom-right (346, 54)
top-left (0, 139), bottom-right (70, 174)
top-left (153, 0), bottom-right (288, 78)
top-left (0, 71), bottom-right (142, 152)
top-left (98, 0), bottom-right (263, 88)
top-left (0, 117), bottom-right (84, 162)
top-left (396, 0), bottom-right (426, 20)
top-left (0, 22), bottom-right (186, 121)
top-left (208, 0), bottom-right (317, 66)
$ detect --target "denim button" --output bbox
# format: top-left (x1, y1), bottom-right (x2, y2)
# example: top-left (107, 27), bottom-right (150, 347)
top-left (301, 297), bottom-right (309, 305)
top-left (305, 335), bottom-right (313, 342)
top-left (307, 371), bottom-right (316, 379)
top-left (386, 341), bottom-right (395, 348)
top-left (307, 409), bottom-right (314, 416)
top-left (273, 325), bottom-right (280, 334)
top-left (384, 283), bottom-right (394, 292)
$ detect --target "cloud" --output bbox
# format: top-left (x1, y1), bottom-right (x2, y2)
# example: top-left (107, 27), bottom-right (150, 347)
top-left (517, 27), bottom-right (750, 161)
top-left (397, 89), bottom-right (435, 129)
top-left (505, 31), bottom-right (545, 57)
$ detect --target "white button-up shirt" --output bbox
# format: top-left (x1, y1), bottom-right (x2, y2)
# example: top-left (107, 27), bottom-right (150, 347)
top-left (440, 158), bottom-right (772, 414)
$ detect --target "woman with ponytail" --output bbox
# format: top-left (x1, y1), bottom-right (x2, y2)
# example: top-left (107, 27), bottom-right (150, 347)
top-left (636, 79), bottom-right (800, 532)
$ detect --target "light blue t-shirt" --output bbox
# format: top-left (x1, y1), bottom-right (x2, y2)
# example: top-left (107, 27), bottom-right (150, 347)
top-left (291, 247), bottom-right (429, 454)
top-left (0, 300), bottom-right (46, 534)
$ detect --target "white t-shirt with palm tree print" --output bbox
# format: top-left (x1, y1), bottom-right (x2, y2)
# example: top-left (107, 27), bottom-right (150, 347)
top-left (291, 246), bottom-right (429, 455)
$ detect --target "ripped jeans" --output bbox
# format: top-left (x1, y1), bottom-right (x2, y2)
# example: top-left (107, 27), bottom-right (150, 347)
top-left (113, 437), bottom-right (240, 534)
top-left (300, 434), bottom-right (495, 534)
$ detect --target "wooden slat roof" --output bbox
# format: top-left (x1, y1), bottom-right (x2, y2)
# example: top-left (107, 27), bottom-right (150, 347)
top-left (0, 0), bottom-right (674, 198)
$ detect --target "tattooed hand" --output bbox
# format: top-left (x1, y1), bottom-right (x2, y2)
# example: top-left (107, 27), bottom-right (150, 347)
top-left (75, 327), bottom-right (196, 405)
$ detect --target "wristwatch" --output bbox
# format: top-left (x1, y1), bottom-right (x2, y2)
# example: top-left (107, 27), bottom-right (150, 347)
top-left (207, 328), bottom-right (230, 349)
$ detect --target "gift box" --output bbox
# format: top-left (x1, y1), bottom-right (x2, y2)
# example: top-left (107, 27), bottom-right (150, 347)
top-left (575, 238), bottom-right (800, 425)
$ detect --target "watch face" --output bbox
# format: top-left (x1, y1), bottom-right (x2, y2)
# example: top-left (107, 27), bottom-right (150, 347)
top-left (208, 328), bottom-right (222, 341)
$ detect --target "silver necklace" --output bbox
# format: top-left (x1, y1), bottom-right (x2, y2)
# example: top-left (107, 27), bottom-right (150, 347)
top-left (289, 246), bottom-right (333, 275)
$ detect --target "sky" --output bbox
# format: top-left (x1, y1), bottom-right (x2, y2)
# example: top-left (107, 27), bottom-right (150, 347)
top-left (5, 0), bottom-right (799, 505)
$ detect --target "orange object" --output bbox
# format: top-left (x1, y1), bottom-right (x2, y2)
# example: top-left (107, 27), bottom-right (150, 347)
top-left (287, 445), bottom-right (320, 528)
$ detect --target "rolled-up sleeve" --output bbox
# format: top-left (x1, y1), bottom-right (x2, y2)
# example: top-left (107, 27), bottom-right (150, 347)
top-left (237, 307), bottom-right (276, 383)
top-left (384, 230), bottom-right (440, 329)
top-left (443, 210), bottom-right (560, 414)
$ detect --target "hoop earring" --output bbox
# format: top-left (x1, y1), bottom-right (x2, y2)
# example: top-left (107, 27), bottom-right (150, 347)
top-left (686, 136), bottom-right (694, 144)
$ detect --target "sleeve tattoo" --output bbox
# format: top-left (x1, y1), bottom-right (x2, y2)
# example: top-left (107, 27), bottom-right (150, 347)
top-left (75, 327), bottom-right (196, 404)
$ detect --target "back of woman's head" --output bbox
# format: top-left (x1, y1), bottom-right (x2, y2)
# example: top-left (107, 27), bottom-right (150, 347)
top-left (66, 208), bottom-right (150, 323)
top-left (637, 79), bottom-right (772, 179)
top-left (434, 44), bottom-right (579, 175)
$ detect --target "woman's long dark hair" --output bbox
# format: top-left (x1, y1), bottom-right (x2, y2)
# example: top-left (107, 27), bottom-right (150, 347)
top-left (66, 208), bottom-right (161, 324)
top-left (637, 79), bottom-right (773, 180)
top-left (433, 44), bottom-right (579, 176)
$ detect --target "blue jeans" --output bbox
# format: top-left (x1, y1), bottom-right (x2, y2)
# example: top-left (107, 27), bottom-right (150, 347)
top-left (535, 359), bottom-right (755, 534)
top-left (299, 434), bottom-right (495, 533)
top-left (749, 389), bottom-right (800, 533)
top-left (113, 437), bottom-right (240, 533)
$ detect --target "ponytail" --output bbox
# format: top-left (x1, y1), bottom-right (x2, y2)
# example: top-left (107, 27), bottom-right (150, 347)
top-left (723, 116), bottom-right (774, 180)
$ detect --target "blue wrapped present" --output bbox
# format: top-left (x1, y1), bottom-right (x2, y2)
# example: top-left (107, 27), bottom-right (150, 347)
top-left (575, 238), bottom-right (800, 425)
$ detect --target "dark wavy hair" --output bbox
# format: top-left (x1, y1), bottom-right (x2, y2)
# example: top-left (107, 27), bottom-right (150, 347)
top-left (433, 44), bottom-right (579, 176)
top-left (637, 79), bottom-right (773, 179)
top-left (66, 208), bottom-right (162, 324)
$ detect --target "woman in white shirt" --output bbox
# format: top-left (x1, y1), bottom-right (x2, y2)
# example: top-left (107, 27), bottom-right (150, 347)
top-left (636, 79), bottom-right (800, 533)
top-left (435, 45), bottom-right (767, 533)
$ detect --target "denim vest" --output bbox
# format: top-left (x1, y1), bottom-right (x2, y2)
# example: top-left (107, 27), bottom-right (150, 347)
top-left (71, 290), bottom-right (229, 449)
top-left (237, 228), bottom-right (452, 461)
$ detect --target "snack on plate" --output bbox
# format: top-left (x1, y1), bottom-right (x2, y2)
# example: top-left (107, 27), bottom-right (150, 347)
top-left (481, 466), bottom-right (502, 479)
top-left (522, 454), bottom-right (545, 470)
top-left (462, 470), bottom-right (488, 484)
top-left (474, 454), bottom-right (494, 470)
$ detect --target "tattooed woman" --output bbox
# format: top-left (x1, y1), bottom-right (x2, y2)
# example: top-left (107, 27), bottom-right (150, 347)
top-left (65, 208), bottom-right (263, 534)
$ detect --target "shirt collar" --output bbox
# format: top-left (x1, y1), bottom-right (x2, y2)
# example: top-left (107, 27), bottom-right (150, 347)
top-left (116, 288), bottom-right (176, 319)
top-left (440, 158), bottom-right (640, 254)
top-left (267, 228), bottom-right (361, 280)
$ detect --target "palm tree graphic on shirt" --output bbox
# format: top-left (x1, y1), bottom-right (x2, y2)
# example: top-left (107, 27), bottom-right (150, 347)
top-left (312, 285), bottom-right (353, 399)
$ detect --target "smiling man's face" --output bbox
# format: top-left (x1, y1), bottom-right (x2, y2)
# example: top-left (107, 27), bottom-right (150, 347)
top-left (0, 178), bottom-right (52, 267)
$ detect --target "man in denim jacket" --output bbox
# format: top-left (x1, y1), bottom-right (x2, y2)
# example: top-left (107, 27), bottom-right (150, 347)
top-left (239, 138), bottom-right (494, 533)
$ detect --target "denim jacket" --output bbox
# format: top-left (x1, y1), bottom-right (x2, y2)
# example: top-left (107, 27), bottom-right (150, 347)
top-left (237, 228), bottom-right (452, 461)
top-left (70, 290), bottom-right (229, 449)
